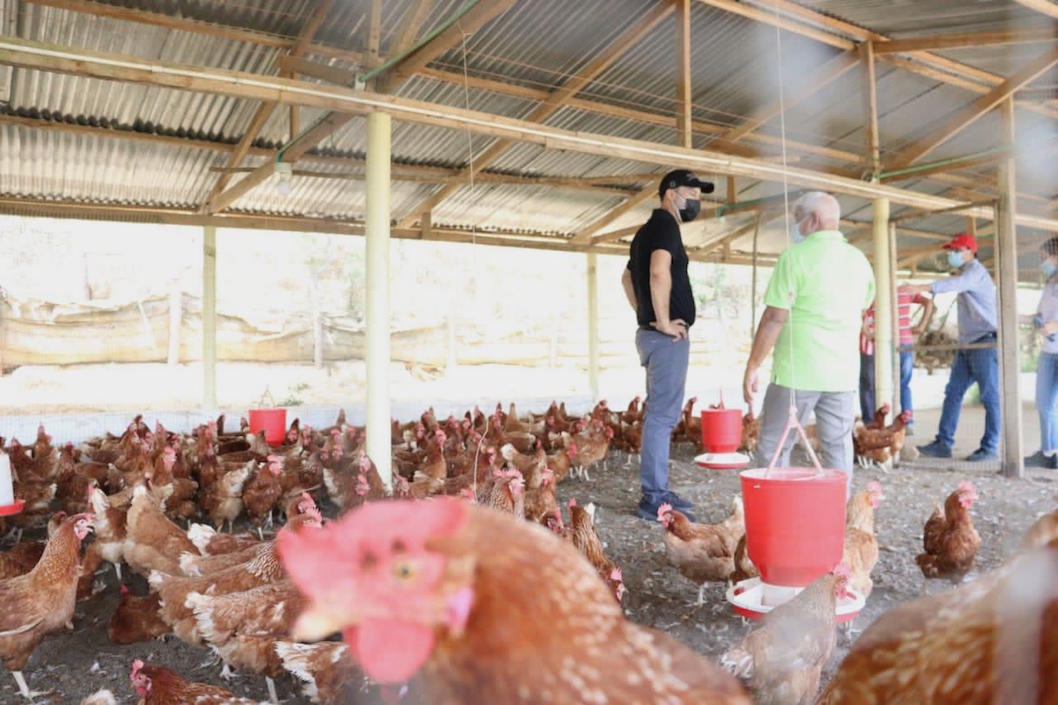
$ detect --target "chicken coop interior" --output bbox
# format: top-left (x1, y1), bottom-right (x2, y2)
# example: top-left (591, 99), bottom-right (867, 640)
top-left (1, 0), bottom-right (1057, 704)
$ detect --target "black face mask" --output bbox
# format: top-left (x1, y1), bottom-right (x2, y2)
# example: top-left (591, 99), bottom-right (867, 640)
top-left (678, 197), bottom-right (701, 223)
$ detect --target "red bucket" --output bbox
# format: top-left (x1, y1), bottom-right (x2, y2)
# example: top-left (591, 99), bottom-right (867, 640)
top-left (740, 467), bottom-right (847, 586)
top-left (701, 408), bottom-right (742, 453)
top-left (249, 408), bottom-right (287, 447)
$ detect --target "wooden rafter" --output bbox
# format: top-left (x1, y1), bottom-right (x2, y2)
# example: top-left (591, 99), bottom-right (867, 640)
top-left (200, 0), bottom-right (334, 214)
top-left (395, 1), bottom-right (677, 228)
top-left (376, 0), bottom-right (435, 93)
top-left (6, 37), bottom-right (1058, 233)
top-left (23, 0), bottom-right (364, 63)
top-left (1014, 0), bottom-right (1058, 19)
top-left (887, 46), bottom-right (1058, 169)
top-left (706, 0), bottom-right (1058, 121)
top-left (872, 26), bottom-right (1058, 54)
top-left (206, 0), bottom-right (515, 214)
top-left (675, 0), bottom-right (693, 148)
top-left (571, 185), bottom-right (661, 247)
top-left (860, 41), bottom-right (880, 176)
top-left (719, 48), bottom-right (859, 144)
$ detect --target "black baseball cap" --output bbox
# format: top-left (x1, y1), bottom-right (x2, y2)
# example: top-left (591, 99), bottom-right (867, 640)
top-left (658, 169), bottom-right (715, 198)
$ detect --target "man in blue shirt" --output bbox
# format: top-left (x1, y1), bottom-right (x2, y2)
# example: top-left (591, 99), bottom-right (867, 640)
top-left (908, 233), bottom-right (999, 461)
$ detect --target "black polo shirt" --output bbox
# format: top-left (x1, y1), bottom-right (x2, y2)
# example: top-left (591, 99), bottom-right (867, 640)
top-left (627, 208), bottom-right (695, 328)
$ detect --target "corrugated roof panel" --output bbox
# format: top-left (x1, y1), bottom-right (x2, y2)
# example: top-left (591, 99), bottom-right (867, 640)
top-left (0, 125), bottom-right (214, 206)
top-left (793, 0), bottom-right (1039, 37)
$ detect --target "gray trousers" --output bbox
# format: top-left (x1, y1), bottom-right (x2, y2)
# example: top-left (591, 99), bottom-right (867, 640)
top-left (756, 383), bottom-right (857, 495)
top-left (636, 328), bottom-right (690, 505)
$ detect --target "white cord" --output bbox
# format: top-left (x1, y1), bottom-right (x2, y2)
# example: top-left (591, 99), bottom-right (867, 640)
top-left (772, 16), bottom-right (800, 432)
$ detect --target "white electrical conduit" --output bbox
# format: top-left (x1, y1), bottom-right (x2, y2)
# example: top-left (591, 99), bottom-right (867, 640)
top-left (0, 37), bottom-right (1054, 232)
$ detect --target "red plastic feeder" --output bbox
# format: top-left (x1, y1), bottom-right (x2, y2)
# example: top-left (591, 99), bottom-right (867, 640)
top-left (0, 499), bottom-right (25, 517)
top-left (695, 399), bottom-right (750, 470)
top-left (725, 409), bottom-right (863, 621)
top-left (740, 466), bottom-right (846, 585)
top-left (249, 408), bottom-right (287, 447)
top-left (701, 406), bottom-right (742, 453)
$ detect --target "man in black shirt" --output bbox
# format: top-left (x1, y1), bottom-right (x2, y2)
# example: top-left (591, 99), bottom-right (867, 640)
top-left (622, 169), bottom-right (712, 521)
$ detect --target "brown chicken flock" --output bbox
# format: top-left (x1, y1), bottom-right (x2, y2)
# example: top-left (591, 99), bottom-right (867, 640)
top-left (0, 402), bottom-right (1055, 705)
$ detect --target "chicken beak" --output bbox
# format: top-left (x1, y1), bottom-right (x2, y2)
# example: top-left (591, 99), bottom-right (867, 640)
top-left (291, 603), bottom-right (351, 642)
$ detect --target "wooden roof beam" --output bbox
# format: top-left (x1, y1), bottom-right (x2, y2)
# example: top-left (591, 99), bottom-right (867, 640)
top-left (887, 46), bottom-right (1058, 169)
top-left (676, 0), bottom-right (693, 148)
top-left (6, 37), bottom-right (1058, 232)
top-left (200, 0), bottom-right (334, 214)
top-left (23, 0), bottom-right (366, 64)
top-left (719, 48), bottom-right (859, 144)
top-left (1014, 0), bottom-right (1058, 19)
top-left (706, 0), bottom-right (1058, 121)
top-left (207, 0), bottom-right (515, 214)
top-left (568, 185), bottom-right (660, 246)
top-left (394, 0), bottom-right (677, 228)
top-left (872, 26), bottom-right (1058, 54)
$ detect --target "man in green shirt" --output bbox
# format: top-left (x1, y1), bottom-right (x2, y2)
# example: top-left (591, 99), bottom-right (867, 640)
top-left (742, 191), bottom-right (875, 493)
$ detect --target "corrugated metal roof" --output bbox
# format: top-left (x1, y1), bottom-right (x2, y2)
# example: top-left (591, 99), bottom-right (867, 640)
top-left (0, 0), bottom-right (1052, 261)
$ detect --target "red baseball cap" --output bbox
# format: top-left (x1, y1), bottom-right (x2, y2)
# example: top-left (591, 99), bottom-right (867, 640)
top-left (942, 232), bottom-right (977, 252)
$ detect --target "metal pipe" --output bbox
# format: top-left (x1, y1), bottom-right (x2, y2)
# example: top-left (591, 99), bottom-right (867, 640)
top-left (876, 145), bottom-right (1011, 181)
top-left (365, 112), bottom-right (392, 488)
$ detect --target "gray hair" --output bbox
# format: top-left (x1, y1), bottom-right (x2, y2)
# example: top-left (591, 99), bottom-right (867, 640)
top-left (794, 191), bottom-right (841, 227)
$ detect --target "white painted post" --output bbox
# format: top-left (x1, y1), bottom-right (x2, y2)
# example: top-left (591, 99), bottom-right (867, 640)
top-left (168, 286), bottom-right (182, 366)
top-left (587, 251), bottom-right (600, 402)
top-left (365, 111), bottom-right (392, 488)
top-left (202, 226), bottom-right (217, 409)
top-left (872, 198), bottom-right (893, 416)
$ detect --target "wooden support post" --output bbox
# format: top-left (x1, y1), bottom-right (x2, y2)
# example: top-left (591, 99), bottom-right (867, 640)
top-left (727, 175), bottom-right (736, 204)
top-left (872, 198), bottom-right (894, 418)
top-left (446, 314), bottom-right (457, 370)
top-left (310, 271), bottom-right (324, 368)
top-left (997, 97), bottom-right (1023, 478)
top-left (167, 287), bottom-right (181, 366)
top-left (365, 111), bottom-right (392, 488)
top-left (860, 40), bottom-right (881, 177)
top-left (587, 252), bottom-right (601, 402)
top-left (675, 0), bottom-right (693, 149)
top-left (202, 226), bottom-right (217, 409)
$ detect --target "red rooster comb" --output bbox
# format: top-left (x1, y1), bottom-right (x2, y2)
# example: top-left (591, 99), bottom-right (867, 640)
top-left (657, 503), bottom-right (673, 522)
top-left (568, 497), bottom-right (578, 509)
top-left (130, 659), bottom-right (144, 680)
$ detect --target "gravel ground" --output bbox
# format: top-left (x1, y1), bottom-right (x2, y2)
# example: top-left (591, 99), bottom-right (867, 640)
top-left (3, 437), bottom-right (1055, 704)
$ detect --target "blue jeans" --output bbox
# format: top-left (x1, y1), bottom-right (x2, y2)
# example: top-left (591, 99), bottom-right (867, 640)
top-left (859, 350), bottom-right (915, 421)
top-left (935, 340), bottom-right (1000, 453)
top-left (1037, 352), bottom-right (1058, 454)
top-left (635, 328), bottom-right (690, 505)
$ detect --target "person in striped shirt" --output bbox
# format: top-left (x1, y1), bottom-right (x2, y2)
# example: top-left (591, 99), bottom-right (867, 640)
top-left (858, 287), bottom-right (934, 428)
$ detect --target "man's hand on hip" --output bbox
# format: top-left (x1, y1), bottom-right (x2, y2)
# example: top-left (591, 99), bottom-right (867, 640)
top-left (650, 319), bottom-right (688, 341)
top-left (743, 365), bottom-right (759, 405)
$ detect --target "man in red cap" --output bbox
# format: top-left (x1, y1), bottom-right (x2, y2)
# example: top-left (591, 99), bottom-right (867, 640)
top-left (907, 233), bottom-right (998, 461)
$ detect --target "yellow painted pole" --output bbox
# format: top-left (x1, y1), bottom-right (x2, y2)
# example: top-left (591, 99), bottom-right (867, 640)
top-left (202, 225), bottom-right (217, 409)
top-left (365, 111), bottom-right (392, 488)
top-left (872, 197), bottom-right (894, 415)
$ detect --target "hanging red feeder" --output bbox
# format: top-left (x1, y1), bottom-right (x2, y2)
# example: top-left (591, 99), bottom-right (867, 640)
top-left (726, 406), bottom-right (864, 621)
top-left (249, 388), bottom-right (287, 448)
top-left (695, 393), bottom-right (750, 470)
top-left (0, 451), bottom-right (25, 517)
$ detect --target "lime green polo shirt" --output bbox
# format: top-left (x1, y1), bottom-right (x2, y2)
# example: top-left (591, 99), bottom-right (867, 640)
top-left (763, 230), bottom-right (875, 392)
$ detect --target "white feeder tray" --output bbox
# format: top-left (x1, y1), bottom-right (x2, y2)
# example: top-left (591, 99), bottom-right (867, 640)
top-left (694, 451), bottom-right (751, 470)
top-left (726, 577), bottom-right (866, 624)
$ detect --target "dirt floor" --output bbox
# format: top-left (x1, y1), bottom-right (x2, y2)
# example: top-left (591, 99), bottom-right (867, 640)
top-left (3, 410), bottom-right (1056, 704)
